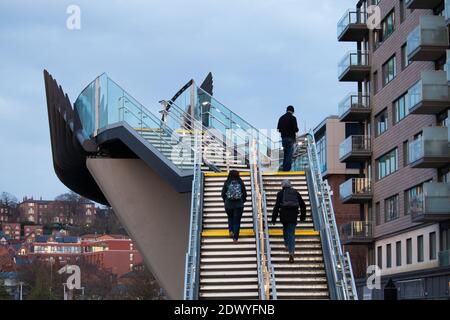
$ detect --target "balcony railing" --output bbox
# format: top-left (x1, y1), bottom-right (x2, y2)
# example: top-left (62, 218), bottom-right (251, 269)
top-left (408, 182), bottom-right (450, 222)
top-left (340, 178), bottom-right (373, 204)
top-left (406, 0), bottom-right (443, 10)
top-left (337, 10), bottom-right (368, 42)
top-left (407, 16), bottom-right (448, 62)
top-left (338, 51), bottom-right (370, 82)
top-left (408, 71), bottom-right (449, 115)
top-left (339, 135), bottom-right (371, 162)
top-left (408, 127), bottom-right (450, 168)
top-left (338, 93), bottom-right (371, 122)
top-left (341, 221), bottom-right (373, 245)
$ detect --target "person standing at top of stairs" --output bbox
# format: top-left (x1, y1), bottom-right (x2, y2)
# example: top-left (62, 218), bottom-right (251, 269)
top-left (221, 170), bottom-right (248, 244)
top-left (271, 179), bottom-right (306, 263)
top-left (277, 105), bottom-right (299, 172)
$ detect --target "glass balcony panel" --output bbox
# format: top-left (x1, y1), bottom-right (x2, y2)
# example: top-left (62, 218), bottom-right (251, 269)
top-left (337, 10), bottom-right (368, 41)
top-left (341, 221), bottom-right (373, 244)
top-left (407, 16), bottom-right (448, 61)
top-left (338, 93), bottom-right (371, 121)
top-left (338, 51), bottom-right (370, 81)
top-left (408, 183), bottom-right (450, 222)
top-left (340, 178), bottom-right (373, 203)
top-left (409, 127), bottom-right (450, 167)
top-left (339, 135), bottom-right (371, 161)
top-left (408, 71), bottom-right (449, 114)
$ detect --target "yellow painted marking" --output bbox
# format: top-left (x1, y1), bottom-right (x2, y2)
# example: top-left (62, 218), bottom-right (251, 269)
top-left (202, 229), bottom-right (255, 237)
top-left (204, 172), bottom-right (251, 177)
top-left (133, 128), bottom-right (163, 132)
top-left (262, 171), bottom-right (305, 176)
top-left (269, 229), bottom-right (319, 236)
top-left (201, 229), bottom-right (319, 237)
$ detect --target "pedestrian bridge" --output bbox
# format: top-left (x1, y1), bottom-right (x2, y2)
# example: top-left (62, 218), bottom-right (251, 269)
top-left (43, 70), bottom-right (357, 300)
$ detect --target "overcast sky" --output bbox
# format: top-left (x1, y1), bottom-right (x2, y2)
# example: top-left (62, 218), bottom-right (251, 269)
top-left (0, 0), bottom-right (355, 201)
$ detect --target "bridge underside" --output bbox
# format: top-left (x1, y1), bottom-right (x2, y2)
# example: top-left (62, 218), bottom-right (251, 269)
top-left (86, 158), bottom-right (191, 299)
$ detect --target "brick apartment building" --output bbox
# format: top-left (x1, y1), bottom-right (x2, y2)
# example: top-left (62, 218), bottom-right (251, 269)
top-left (337, 0), bottom-right (450, 299)
top-left (31, 234), bottom-right (143, 276)
top-left (314, 116), bottom-right (369, 277)
top-left (17, 197), bottom-right (96, 226)
top-left (0, 204), bottom-right (14, 223)
top-left (1, 223), bottom-right (21, 242)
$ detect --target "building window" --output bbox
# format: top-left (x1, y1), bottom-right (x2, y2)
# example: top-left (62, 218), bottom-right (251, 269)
top-left (429, 232), bottom-right (437, 260)
top-left (316, 134), bottom-right (327, 173)
top-left (401, 44), bottom-right (409, 70)
top-left (417, 235), bottom-right (424, 262)
top-left (377, 246), bottom-right (383, 269)
top-left (400, 0), bottom-right (406, 23)
top-left (386, 244), bottom-right (392, 268)
top-left (394, 93), bottom-right (409, 123)
top-left (385, 194), bottom-right (399, 222)
top-left (377, 148), bottom-right (398, 180)
top-left (374, 10), bottom-right (395, 47)
top-left (406, 238), bottom-right (412, 264)
top-left (405, 184), bottom-right (423, 215)
top-left (382, 55), bottom-right (397, 86)
top-left (375, 202), bottom-right (381, 226)
top-left (396, 241), bottom-right (402, 267)
top-left (373, 71), bottom-right (378, 94)
top-left (375, 109), bottom-right (389, 136)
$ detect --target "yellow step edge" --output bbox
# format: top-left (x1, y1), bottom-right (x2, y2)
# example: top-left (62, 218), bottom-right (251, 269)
top-left (202, 229), bottom-right (255, 237)
top-left (133, 128), bottom-right (163, 132)
top-left (262, 171), bottom-right (305, 176)
top-left (204, 171), bottom-right (305, 177)
top-left (201, 229), bottom-right (319, 237)
top-left (204, 172), bottom-right (251, 177)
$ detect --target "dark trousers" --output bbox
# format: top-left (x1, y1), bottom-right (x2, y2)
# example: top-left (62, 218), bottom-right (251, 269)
top-left (282, 137), bottom-right (295, 172)
top-left (282, 222), bottom-right (296, 254)
top-left (226, 207), bottom-right (244, 240)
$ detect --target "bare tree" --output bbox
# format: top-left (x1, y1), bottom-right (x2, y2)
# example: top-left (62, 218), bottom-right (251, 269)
top-left (0, 192), bottom-right (18, 207)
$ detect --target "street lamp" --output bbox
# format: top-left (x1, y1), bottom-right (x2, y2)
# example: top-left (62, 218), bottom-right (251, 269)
top-left (49, 257), bottom-right (55, 299)
top-left (18, 281), bottom-right (24, 300)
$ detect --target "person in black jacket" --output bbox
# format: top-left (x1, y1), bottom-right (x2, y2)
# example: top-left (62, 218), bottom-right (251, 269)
top-left (271, 179), bottom-right (306, 263)
top-left (221, 170), bottom-right (247, 243)
top-left (277, 105), bottom-right (299, 171)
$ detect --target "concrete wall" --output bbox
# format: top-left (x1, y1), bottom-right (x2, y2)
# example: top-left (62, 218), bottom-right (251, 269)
top-left (86, 158), bottom-right (191, 299)
top-left (375, 224), bottom-right (440, 277)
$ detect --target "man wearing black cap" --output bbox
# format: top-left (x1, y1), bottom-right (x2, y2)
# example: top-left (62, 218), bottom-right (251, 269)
top-left (277, 105), bottom-right (299, 171)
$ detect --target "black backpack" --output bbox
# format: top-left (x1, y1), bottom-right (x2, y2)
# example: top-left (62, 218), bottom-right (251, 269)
top-left (281, 188), bottom-right (299, 208)
top-left (226, 180), bottom-right (243, 200)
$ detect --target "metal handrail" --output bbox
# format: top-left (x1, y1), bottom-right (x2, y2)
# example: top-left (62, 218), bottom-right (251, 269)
top-left (305, 133), bottom-right (358, 300)
top-left (256, 143), bottom-right (277, 299)
top-left (249, 139), bottom-right (276, 299)
top-left (165, 101), bottom-right (249, 167)
top-left (183, 126), bottom-right (203, 300)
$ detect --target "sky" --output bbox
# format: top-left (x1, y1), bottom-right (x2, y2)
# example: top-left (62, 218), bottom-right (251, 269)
top-left (0, 0), bottom-right (355, 200)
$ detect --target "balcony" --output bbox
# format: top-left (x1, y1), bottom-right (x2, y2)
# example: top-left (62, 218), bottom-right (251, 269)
top-left (408, 127), bottom-right (450, 168)
top-left (338, 51), bottom-right (370, 82)
top-left (408, 182), bottom-right (450, 223)
top-left (338, 93), bottom-right (371, 122)
top-left (406, 0), bottom-right (442, 9)
top-left (339, 135), bottom-right (371, 162)
top-left (337, 10), bottom-right (368, 42)
top-left (408, 71), bottom-right (450, 115)
top-left (439, 250), bottom-right (450, 267)
top-left (341, 221), bottom-right (373, 245)
top-left (407, 16), bottom-right (448, 62)
top-left (340, 178), bottom-right (373, 204)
